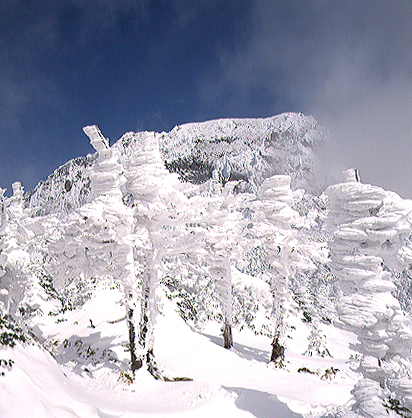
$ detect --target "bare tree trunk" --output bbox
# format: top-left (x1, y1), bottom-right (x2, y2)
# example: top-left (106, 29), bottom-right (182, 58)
top-left (223, 319), bottom-right (233, 349)
top-left (146, 348), bottom-right (162, 379)
top-left (138, 280), bottom-right (150, 365)
top-left (270, 334), bottom-right (285, 363)
top-left (137, 248), bottom-right (162, 378)
top-left (127, 308), bottom-right (142, 372)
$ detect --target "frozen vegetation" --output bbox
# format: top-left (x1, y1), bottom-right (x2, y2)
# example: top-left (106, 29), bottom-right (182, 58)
top-left (1, 113), bottom-right (412, 417)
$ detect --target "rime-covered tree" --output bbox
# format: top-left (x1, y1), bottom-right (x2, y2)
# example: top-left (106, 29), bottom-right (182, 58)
top-left (325, 170), bottom-right (412, 417)
top-left (83, 125), bottom-right (139, 370)
top-left (246, 175), bottom-right (297, 363)
top-left (199, 179), bottom-right (253, 349)
top-left (0, 183), bottom-right (31, 320)
top-left (42, 126), bottom-right (138, 370)
top-left (44, 127), bottom-right (197, 379)
top-left (121, 130), bottom-right (196, 378)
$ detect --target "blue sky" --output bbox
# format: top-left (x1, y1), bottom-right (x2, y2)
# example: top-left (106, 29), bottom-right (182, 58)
top-left (1, 1), bottom-right (412, 197)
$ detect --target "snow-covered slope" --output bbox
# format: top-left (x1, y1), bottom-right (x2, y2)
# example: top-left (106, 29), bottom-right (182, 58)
top-left (2, 114), bottom-right (412, 418)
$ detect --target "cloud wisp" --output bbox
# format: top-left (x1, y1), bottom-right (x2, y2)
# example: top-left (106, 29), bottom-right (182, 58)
top-left (202, 0), bottom-right (412, 197)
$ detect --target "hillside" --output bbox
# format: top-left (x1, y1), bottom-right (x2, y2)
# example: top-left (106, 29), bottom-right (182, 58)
top-left (1, 113), bottom-right (412, 418)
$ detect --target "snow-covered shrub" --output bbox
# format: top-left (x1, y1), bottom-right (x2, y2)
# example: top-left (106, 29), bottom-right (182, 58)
top-left (0, 315), bottom-right (27, 347)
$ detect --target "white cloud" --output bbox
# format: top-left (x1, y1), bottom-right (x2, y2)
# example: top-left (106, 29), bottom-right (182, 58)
top-left (200, 0), bottom-right (412, 197)
top-left (315, 75), bottom-right (412, 198)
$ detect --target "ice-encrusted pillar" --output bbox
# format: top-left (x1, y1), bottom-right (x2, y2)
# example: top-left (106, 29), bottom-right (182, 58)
top-left (325, 173), bottom-right (412, 417)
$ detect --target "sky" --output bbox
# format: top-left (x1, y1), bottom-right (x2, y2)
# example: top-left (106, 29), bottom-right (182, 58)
top-left (1, 0), bottom-right (412, 198)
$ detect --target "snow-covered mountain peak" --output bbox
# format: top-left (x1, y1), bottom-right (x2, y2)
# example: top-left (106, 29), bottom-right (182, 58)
top-left (158, 112), bottom-right (327, 192)
top-left (167, 113), bottom-right (324, 147)
top-left (22, 112), bottom-right (327, 218)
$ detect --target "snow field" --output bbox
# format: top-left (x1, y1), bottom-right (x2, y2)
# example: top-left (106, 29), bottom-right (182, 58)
top-left (1, 294), bottom-right (357, 418)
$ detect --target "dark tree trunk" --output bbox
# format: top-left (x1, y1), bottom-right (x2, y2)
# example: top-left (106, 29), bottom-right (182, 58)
top-left (223, 319), bottom-right (233, 349)
top-left (146, 348), bottom-right (160, 379)
top-left (138, 283), bottom-right (149, 345)
top-left (137, 282), bottom-right (150, 364)
top-left (270, 335), bottom-right (285, 363)
top-left (127, 308), bottom-right (142, 372)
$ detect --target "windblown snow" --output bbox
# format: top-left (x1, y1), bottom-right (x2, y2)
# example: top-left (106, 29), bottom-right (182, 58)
top-left (1, 113), bottom-right (412, 418)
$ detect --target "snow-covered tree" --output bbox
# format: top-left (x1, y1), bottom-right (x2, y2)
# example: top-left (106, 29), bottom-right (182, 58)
top-left (0, 182), bottom-right (43, 351)
top-left (325, 171), bottom-right (412, 417)
top-left (289, 190), bottom-right (338, 358)
top-left (200, 179), bottom-right (252, 349)
top-left (121, 130), bottom-right (197, 378)
top-left (82, 125), bottom-right (139, 370)
top-left (244, 175), bottom-right (298, 363)
top-left (0, 183), bottom-right (31, 319)
top-left (40, 126), bottom-right (138, 371)
top-left (0, 188), bottom-right (6, 229)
